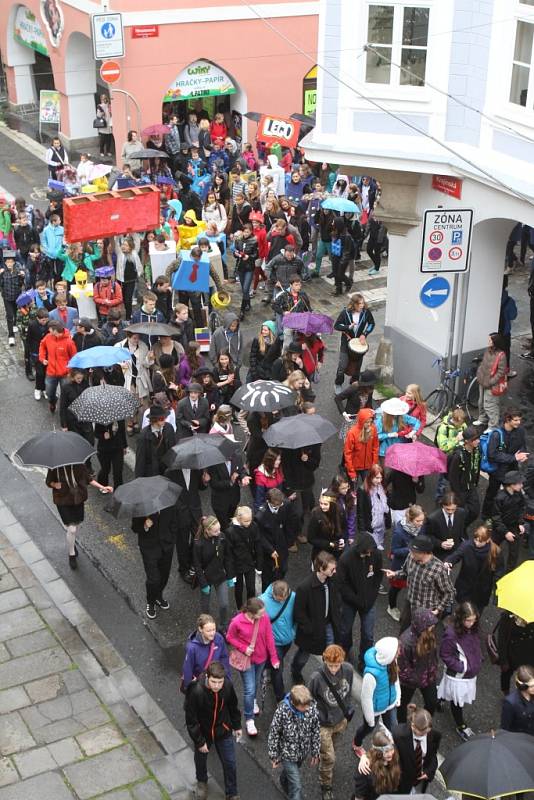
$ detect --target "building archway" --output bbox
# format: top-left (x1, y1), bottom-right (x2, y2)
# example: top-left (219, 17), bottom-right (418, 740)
top-left (64, 31), bottom-right (97, 142)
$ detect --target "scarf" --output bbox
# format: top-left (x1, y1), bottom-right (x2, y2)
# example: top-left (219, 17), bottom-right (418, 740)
top-left (401, 518), bottom-right (420, 537)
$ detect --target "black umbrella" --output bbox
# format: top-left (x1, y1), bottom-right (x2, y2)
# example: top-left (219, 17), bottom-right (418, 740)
top-left (135, 148), bottom-right (170, 159)
top-left (106, 476), bottom-right (182, 518)
top-left (244, 111), bottom-right (262, 122)
top-left (69, 385), bottom-right (140, 425)
top-left (15, 431), bottom-right (96, 469)
top-left (263, 414), bottom-right (337, 448)
top-left (290, 112), bottom-right (316, 125)
top-left (164, 434), bottom-right (239, 471)
top-left (440, 730), bottom-right (534, 799)
top-left (126, 322), bottom-right (177, 337)
top-left (230, 380), bottom-right (296, 412)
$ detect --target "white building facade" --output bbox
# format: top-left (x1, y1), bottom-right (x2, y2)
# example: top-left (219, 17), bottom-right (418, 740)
top-left (303, 0), bottom-right (534, 391)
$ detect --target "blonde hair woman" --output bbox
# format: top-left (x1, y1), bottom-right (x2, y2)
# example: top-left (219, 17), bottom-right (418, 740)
top-left (193, 516), bottom-right (233, 628)
top-left (399, 383), bottom-right (427, 439)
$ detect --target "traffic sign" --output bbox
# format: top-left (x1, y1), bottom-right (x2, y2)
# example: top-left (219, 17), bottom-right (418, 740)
top-left (420, 208), bottom-right (473, 273)
top-left (420, 276), bottom-right (451, 308)
top-left (92, 13), bottom-right (124, 60)
top-left (100, 60), bottom-right (121, 85)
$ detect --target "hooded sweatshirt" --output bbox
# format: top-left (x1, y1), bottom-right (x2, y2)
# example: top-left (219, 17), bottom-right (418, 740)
top-left (343, 408), bottom-right (379, 477)
top-left (337, 532), bottom-right (383, 612)
top-left (398, 608), bottom-right (438, 688)
top-left (38, 329), bottom-right (77, 377)
top-left (260, 155), bottom-right (286, 196)
top-left (181, 630), bottom-right (231, 689)
top-left (361, 636), bottom-right (400, 725)
top-left (178, 209), bottom-right (206, 250)
top-left (209, 311), bottom-right (242, 366)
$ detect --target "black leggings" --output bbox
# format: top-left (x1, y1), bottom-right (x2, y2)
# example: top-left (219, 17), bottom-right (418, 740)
top-left (450, 701), bottom-right (464, 727)
top-left (388, 586), bottom-right (401, 609)
top-left (121, 281), bottom-right (136, 320)
top-left (398, 683), bottom-right (437, 723)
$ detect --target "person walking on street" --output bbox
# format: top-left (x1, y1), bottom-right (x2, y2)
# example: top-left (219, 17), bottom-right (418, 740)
top-left (132, 509), bottom-right (175, 619)
top-left (397, 608), bottom-right (439, 722)
top-left (334, 295), bottom-right (375, 388)
top-left (444, 523), bottom-right (503, 614)
top-left (308, 645), bottom-right (355, 800)
top-left (387, 505), bottom-right (426, 622)
top-left (495, 612), bottom-right (534, 694)
top-left (447, 425), bottom-right (482, 530)
top-left (181, 614), bottom-right (231, 691)
top-left (425, 493), bottom-right (467, 560)
top-left (259, 580), bottom-right (296, 702)
top-left (475, 333), bottom-right (508, 428)
top-left (352, 636), bottom-right (400, 757)
top-left (501, 664), bottom-right (534, 737)
top-left (256, 488), bottom-right (299, 590)
top-left (352, 728), bottom-right (402, 800)
top-left (185, 661), bottom-right (242, 800)
top-left (38, 321), bottom-right (77, 413)
top-left (481, 408), bottom-right (528, 519)
top-left (225, 506), bottom-right (262, 609)
top-left (0, 250), bottom-right (25, 345)
top-left (193, 516), bottom-right (234, 630)
top-left (491, 470), bottom-right (526, 573)
top-left (343, 408), bottom-right (379, 485)
top-left (27, 308), bottom-right (49, 399)
top-left (134, 405), bottom-right (175, 477)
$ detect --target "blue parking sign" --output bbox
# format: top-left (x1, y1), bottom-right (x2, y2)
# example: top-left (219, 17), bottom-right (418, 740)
top-left (451, 230), bottom-right (463, 244)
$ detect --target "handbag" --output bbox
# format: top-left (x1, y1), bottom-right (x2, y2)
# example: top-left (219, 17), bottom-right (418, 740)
top-left (490, 352), bottom-right (508, 396)
top-left (93, 116), bottom-right (106, 129)
top-left (229, 619), bottom-right (259, 672)
top-left (321, 669), bottom-right (355, 722)
top-left (486, 617), bottom-right (501, 665)
top-left (180, 640), bottom-right (216, 694)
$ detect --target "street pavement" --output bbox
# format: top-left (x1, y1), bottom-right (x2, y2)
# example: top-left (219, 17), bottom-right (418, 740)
top-left (0, 123), bottom-right (532, 799)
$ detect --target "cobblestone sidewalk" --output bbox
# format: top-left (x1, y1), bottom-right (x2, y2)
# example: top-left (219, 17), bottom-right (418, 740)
top-left (0, 500), bottom-right (223, 800)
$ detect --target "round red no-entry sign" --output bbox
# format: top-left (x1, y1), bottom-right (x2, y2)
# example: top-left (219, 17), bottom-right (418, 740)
top-left (100, 60), bottom-right (121, 84)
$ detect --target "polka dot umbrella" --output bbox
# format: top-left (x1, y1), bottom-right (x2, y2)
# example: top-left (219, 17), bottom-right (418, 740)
top-left (69, 385), bottom-right (140, 425)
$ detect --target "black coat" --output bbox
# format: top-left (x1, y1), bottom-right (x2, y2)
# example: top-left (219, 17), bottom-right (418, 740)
top-left (185, 679), bottom-right (241, 747)
top-left (425, 507), bottom-right (467, 559)
top-left (175, 396), bottom-right (210, 438)
top-left (248, 337), bottom-right (279, 381)
top-left (487, 425), bottom-right (527, 481)
top-left (225, 520), bottom-right (263, 573)
top-left (95, 421), bottom-right (127, 453)
top-left (59, 379), bottom-right (94, 442)
top-left (496, 613), bottom-right (534, 670)
top-left (446, 539), bottom-right (503, 608)
top-left (393, 723), bottom-right (441, 793)
top-left (501, 689), bottom-right (534, 736)
top-left (356, 487), bottom-right (390, 535)
top-left (386, 470), bottom-right (424, 511)
top-left (307, 509), bottom-right (344, 560)
top-left (281, 444), bottom-right (320, 491)
top-left (492, 488), bottom-right (525, 543)
top-left (26, 319), bottom-right (49, 356)
top-left (208, 454), bottom-right (246, 513)
top-left (134, 423), bottom-right (176, 477)
top-left (293, 571), bottom-right (342, 654)
top-left (246, 412), bottom-right (277, 471)
top-left (131, 512), bottom-right (174, 553)
top-left (255, 501), bottom-right (298, 564)
top-left (337, 533), bottom-right (382, 613)
top-left (192, 534), bottom-right (233, 588)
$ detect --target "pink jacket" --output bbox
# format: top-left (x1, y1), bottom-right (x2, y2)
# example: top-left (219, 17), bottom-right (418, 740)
top-left (226, 611), bottom-right (279, 667)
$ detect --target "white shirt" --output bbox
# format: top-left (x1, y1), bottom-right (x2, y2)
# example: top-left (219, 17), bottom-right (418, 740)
top-left (412, 734), bottom-right (427, 757)
top-left (442, 510), bottom-right (454, 528)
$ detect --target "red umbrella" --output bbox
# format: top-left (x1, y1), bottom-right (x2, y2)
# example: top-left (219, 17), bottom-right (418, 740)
top-left (141, 123), bottom-right (170, 137)
top-left (384, 442), bottom-right (447, 478)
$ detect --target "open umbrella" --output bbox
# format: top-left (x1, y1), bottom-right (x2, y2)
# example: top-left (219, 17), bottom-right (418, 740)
top-left (107, 476), bottom-right (181, 518)
top-left (68, 346), bottom-right (131, 369)
top-left (282, 311), bottom-right (334, 335)
top-left (440, 729), bottom-right (534, 799)
top-left (244, 111), bottom-right (262, 122)
top-left (230, 380), bottom-right (296, 413)
top-left (15, 431), bottom-right (96, 469)
top-left (69, 385), bottom-right (140, 425)
top-left (89, 163), bottom-right (113, 180)
top-left (126, 322), bottom-right (177, 337)
top-left (164, 434), bottom-right (239, 471)
top-left (496, 560), bottom-right (534, 623)
top-left (263, 414), bottom-right (337, 448)
top-left (135, 148), bottom-right (170, 159)
top-left (142, 123), bottom-right (170, 137)
top-left (384, 442), bottom-right (446, 478)
top-left (321, 197), bottom-right (360, 214)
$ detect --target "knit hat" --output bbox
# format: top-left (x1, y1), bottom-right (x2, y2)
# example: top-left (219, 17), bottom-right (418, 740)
top-left (263, 320), bottom-right (277, 336)
top-left (462, 425), bottom-right (481, 443)
top-left (95, 266), bottom-right (114, 278)
top-left (287, 342), bottom-right (303, 355)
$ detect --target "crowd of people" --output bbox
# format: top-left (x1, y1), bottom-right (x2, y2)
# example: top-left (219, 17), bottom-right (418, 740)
top-left (2, 122), bottom-right (534, 800)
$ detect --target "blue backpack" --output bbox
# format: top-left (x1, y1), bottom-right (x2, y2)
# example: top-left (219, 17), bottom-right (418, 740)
top-left (479, 427), bottom-right (504, 473)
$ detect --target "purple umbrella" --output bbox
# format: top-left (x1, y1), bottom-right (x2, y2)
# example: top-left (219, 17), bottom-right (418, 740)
top-left (384, 442), bottom-right (447, 478)
top-left (282, 312), bottom-right (334, 335)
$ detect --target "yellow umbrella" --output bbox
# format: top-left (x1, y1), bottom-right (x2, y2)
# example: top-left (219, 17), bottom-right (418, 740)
top-left (495, 561), bottom-right (534, 624)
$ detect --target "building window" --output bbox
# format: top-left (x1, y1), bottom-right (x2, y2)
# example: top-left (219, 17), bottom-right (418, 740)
top-left (365, 4), bottom-right (429, 86)
top-left (510, 20), bottom-right (533, 106)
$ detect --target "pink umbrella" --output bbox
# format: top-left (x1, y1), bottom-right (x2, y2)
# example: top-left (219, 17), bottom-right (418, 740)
top-left (384, 442), bottom-right (447, 477)
top-left (88, 163), bottom-right (112, 180)
top-left (142, 123), bottom-right (170, 137)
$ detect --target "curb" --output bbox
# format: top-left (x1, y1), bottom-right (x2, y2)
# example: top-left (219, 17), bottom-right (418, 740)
top-left (0, 121), bottom-right (47, 162)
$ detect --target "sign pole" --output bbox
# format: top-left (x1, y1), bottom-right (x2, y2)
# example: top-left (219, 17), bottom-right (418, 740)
top-left (452, 258), bottom-right (472, 398)
top-left (445, 273), bottom-right (460, 372)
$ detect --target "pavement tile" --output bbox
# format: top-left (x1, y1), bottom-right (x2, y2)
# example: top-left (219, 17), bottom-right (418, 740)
top-left (1, 524), bottom-right (30, 547)
top-left (77, 621), bottom-right (111, 650)
top-left (0, 559), bottom-right (7, 575)
top-left (0, 575), bottom-right (19, 594)
top-left (149, 754), bottom-right (194, 794)
top-left (127, 729), bottom-right (165, 763)
top-left (24, 585), bottom-right (53, 610)
top-left (13, 745), bottom-right (56, 778)
top-left (99, 792), bottom-right (132, 800)
top-left (76, 724), bottom-right (124, 756)
top-left (0, 711), bottom-right (36, 755)
top-left (0, 589), bottom-right (29, 615)
top-left (112, 667), bottom-right (146, 701)
top-left (56, 629), bottom-right (87, 657)
top-left (0, 643), bottom-right (10, 663)
top-left (108, 701), bottom-right (145, 734)
top-left (34, 695), bottom-right (73, 722)
top-left (43, 579), bottom-right (74, 606)
top-left (61, 670), bottom-right (89, 695)
top-left (63, 744), bottom-right (147, 799)
top-left (31, 717), bottom-right (87, 745)
top-left (92, 643), bottom-right (127, 673)
top-left (46, 736), bottom-right (83, 767)
top-left (5, 629), bottom-right (57, 658)
top-left (75, 705), bottom-right (111, 728)
top-left (89, 676), bottom-right (123, 706)
top-left (149, 719), bottom-right (186, 755)
top-left (30, 560), bottom-right (59, 584)
top-left (0, 687), bottom-right (30, 714)
top-left (0, 607), bottom-right (43, 643)
top-left (0, 770), bottom-right (75, 799)
top-left (0, 647), bottom-right (70, 689)
top-left (0, 758), bottom-right (18, 788)
top-left (131, 780), bottom-right (166, 800)
top-left (19, 705), bottom-right (49, 731)
top-left (16, 541), bottom-right (43, 566)
top-left (24, 674), bottom-right (63, 704)
top-left (68, 688), bottom-right (99, 715)
top-left (0, 550), bottom-right (26, 570)
top-left (9, 566), bottom-right (36, 590)
top-left (130, 693), bottom-right (166, 728)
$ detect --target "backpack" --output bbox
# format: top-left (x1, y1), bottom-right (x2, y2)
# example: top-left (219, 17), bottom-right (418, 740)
top-left (479, 427), bottom-right (504, 473)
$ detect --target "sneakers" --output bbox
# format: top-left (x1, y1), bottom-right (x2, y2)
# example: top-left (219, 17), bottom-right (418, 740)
top-left (34, 389), bottom-right (42, 401)
top-left (253, 699), bottom-right (260, 716)
top-left (194, 781), bottom-right (208, 800)
top-left (12, 326), bottom-right (18, 333)
top-left (245, 719), bottom-right (258, 737)
top-left (155, 597), bottom-right (170, 610)
top-left (378, 584), bottom-right (388, 595)
top-left (145, 603), bottom-right (157, 619)
top-left (456, 725), bottom-right (475, 741)
top-left (368, 267), bottom-right (380, 275)
top-left (387, 606), bottom-right (401, 622)
top-left (8, 337), bottom-right (15, 346)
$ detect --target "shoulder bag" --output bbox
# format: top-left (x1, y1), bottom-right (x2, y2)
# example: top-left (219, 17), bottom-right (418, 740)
top-left (269, 595), bottom-right (291, 625)
top-left (229, 619), bottom-right (259, 672)
top-left (321, 668), bottom-right (355, 722)
top-left (486, 617), bottom-right (502, 665)
top-left (490, 352), bottom-right (508, 396)
top-left (180, 639), bottom-right (216, 694)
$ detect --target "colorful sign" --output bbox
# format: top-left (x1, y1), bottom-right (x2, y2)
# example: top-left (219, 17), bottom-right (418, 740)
top-left (39, 90), bottom-right (60, 124)
top-left (420, 208), bottom-right (473, 274)
top-left (303, 88), bottom-right (317, 116)
top-left (131, 25), bottom-right (159, 38)
top-left (92, 12), bottom-right (124, 60)
top-left (40, 0), bottom-right (64, 48)
top-left (432, 175), bottom-right (463, 199)
top-left (100, 60), bottom-right (121, 85)
top-left (14, 6), bottom-right (48, 55)
top-left (164, 60), bottom-right (236, 103)
top-left (257, 115), bottom-right (301, 148)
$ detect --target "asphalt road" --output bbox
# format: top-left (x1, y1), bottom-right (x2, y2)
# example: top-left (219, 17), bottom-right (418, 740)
top-left (0, 126), bottom-right (530, 800)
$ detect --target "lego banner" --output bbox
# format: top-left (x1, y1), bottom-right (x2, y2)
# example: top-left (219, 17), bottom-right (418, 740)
top-left (257, 115), bottom-right (301, 148)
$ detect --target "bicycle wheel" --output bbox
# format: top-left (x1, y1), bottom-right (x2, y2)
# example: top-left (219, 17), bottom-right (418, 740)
top-left (466, 378), bottom-right (480, 421)
top-left (424, 389), bottom-right (449, 425)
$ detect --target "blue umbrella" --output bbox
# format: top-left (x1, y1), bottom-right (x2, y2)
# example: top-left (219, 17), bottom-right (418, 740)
top-left (68, 346), bottom-right (131, 369)
top-left (321, 197), bottom-right (360, 213)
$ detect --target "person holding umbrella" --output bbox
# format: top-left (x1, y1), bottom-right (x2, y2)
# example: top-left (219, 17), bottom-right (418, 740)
top-left (176, 383), bottom-right (211, 438)
top-left (375, 398), bottom-right (421, 458)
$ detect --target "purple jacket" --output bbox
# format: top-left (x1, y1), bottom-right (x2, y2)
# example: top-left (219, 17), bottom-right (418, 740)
top-left (398, 608), bottom-right (438, 688)
top-left (439, 623), bottom-right (482, 679)
top-left (181, 631), bottom-right (230, 689)
top-left (177, 354), bottom-right (205, 387)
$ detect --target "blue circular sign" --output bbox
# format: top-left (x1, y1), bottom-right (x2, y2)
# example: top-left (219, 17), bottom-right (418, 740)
top-left (420, 276), bottom-right (450, 308)
top-left (101, 22), bottom-right (115, 38)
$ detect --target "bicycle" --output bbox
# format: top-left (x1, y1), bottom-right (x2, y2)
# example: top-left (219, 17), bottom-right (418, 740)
top-left (424, 357), bottom-right (481, 426)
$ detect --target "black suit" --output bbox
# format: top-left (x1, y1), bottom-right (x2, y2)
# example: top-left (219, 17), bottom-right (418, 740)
top-left (132, 513), bottom-right (174, 605)
top-left (208, 453), bottom-right (248, 530)
top-left (425, 507), bottom-right (467, 559)
top-left (175, 397), bottom-right (210, 439)
top-left (134, 422), bottom-right (176, 478)
top-left (392, 723), bottom-right (441, 793)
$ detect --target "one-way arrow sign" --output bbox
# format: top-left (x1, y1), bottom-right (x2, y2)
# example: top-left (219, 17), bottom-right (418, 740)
top-left (420, 276), bottom-right (450, 308)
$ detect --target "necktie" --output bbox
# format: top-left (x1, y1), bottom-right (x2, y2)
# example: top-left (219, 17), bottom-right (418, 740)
top-left (447, 514), bottom-right (453, 529)
top-left (414, 740), bottom-right (423, 783)
top-left (192, 403), bottom-right (197, 414)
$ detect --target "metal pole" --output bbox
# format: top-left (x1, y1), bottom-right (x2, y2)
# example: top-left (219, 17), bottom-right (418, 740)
top-left (446, 273), bottom-right (460, 371)
top-left (112, 88), bottom-right (142, 138)
top-left (452, 263), bottom-right (471, 398)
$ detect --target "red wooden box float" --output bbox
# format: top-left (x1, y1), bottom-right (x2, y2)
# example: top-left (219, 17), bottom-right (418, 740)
top-left (63, 185), bottom-right (160, 243)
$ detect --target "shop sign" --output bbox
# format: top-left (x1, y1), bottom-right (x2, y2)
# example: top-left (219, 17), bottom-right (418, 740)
top-left (164, 60), bottom-right (236, 102)
top-left (40, 0), bottom-right (64, 48)
top-left (303, 88), bottom-right (317, 116)
top-left (257, 115), bottom-right (301, 148)
top-left (14, 6), bottom-right (48, 56)
top-left (39, 89), bottom-right (60, 124)
top-left (131, 25), bottom-right (159, 38)
top-left (432, 174), bottom-right (463, 199)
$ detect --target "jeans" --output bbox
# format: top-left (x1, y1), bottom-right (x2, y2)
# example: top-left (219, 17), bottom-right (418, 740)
top-left (291, 623), bottom-right (334, 679)
top-left (194, 735), bottom-right (237, 797)
top-left (314, 240), bottom-right (331, 274)
top-left (45, 375), bottom-right (66, 405)
top-left (354, 707), bottom-right (398, 746)
top-left (339, 603), bottom-right (375, 669)
top-left (271, 643), bottom-right (291, 701)
top-left (241, 661), bottom-right (266, 719)
top-left (200, 581), bottom-right (229, 627)
top-left (238, 269), bottom-right (253, 312)
top-left (281, 759), bottom-right (302, 800)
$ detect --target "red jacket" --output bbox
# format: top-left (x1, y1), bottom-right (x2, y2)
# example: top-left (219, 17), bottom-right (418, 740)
top-left (397, 395), bottom-right (427, 438)
top-left (39, 330), bottom-right (77, 377)
top-left (93, 280), bottom-right (123, 316)
top-left (343, 408), bottom-right (379, 478)
top-left (253, 226), bottom-right (269, 260)
top-left (298, 336), bottom-right (325, 377)
top-left (210, 121), bottom-right (228, 142)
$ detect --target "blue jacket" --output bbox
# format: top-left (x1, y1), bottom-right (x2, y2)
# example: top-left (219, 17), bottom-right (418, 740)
top-left (40, 223), bottom-right (64, 259)
top-left (364, 647), bottom-right (397, 714)
top-left (259, 584), bottom-right (296, 647)
top-left (181, 631), bottom-right (230, 690)
top-left (390, 520), bottom-right (422, 571)
top-left (501, 689), bottom-right (534, 736)
top-left (34, 288), bottom-right (54, 309)
top-left (49, 306), bottom-right (78, 334)
top-left (375, 411), bottom-right (421, 457)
